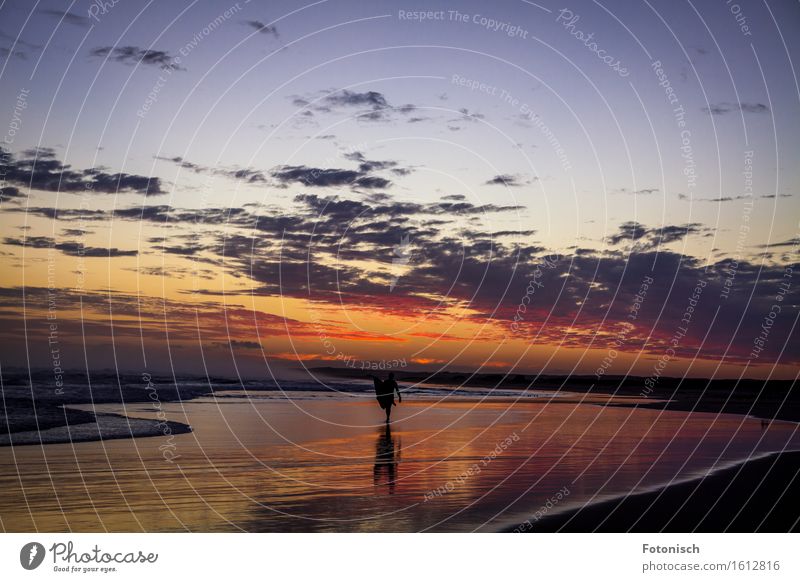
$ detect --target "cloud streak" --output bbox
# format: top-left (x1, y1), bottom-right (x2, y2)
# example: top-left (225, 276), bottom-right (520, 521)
top-left (1, 147), bottom-right (164, 195)
top-left (703, 102), bottom-right (769, 115)
top-left (90, 46), bottom-right (183, 70)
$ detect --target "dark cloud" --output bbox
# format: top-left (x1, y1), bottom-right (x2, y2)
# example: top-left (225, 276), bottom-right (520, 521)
top-left (1, 146), bottom-right (164, 195)
top-left (155, 155), bottom-right (268, 183)
top-left (5, 204), bottom-right (251, 228)
top-left (5, 206), bottom-right (108, 220)
top-left (703, 102), bottom-right (770, 115)
top-left (653, 223), bottom-right (709, 246)
top-left (58, 242), bottom-right (138, 257)
top-left (0, 29), bottom-right (41, 50)
top-left (693, 193), bottom-right (786, 203)
top-left (457, 108), bottom-right (484, 121)
top-left (448, 108), bottom-right (486, 130)
top-left (271, 165), bottom-right (391, 189)
top-left (291, 89), bottom-right (417, 122)
top-left (114, 205), bottom-right (173, 221)
top-left (342, 151), bottom-right (411, 176)
top-left (0, 186), bottom-right (25, 202)
top-left (617, 187), bottom-right (660, 195)
top-left (4, 189), bottom-right (795, 366)
top-left (325, 90), bottom-right (388, 109)
top-left (607, 222), bottom-right (648, 246)
top-left (608, 221), bottom-right (710, 248)
top-left (124, 265), bottom-right (216, 280)
top-left (61, 228), bottom-right (90, 237)
top-left (0, 46), bottom-right (27, 59)
top-left (227, 340), bottom-right (263, 350)
top-left (40, 9), bottom-right (91, 27)
top-left (490, 230), bottom-right (537, 237)
top-left (485, 174), bottom-right (524, 187)
top-left (150, 243), bottom-right (207, 256)
top-left (90, 46), bottom-right (183, 70)
top-left (758, 237), bottom-right (800, 249)
top-left (244, 20), bottom-right (279, 37)
top-left (3, 236), bottom-right (137, 257)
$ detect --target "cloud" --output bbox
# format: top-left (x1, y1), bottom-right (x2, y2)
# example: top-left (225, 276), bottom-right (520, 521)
top-left (447, 108), bottom-right (486, 131)
top-left (114, 205), bottom-right (174, 221)
top-left (325, 90), bottom-right (389, 109)
top-left (6, 204), bottom-right (252, 228)
top-left (1, 147), bottom-right (164, 195)
top-left (617, 187), bottom-right (660, 195)
top-left (758, 237), bottom-right (800, 249)
top-left (227, 340), bottom-right (263, 350)
top-left (457, 108), bottom-right (484, 121)
top-left (0, 186), bottom-right (25, 203)
top-left (342, 151), bottom-right (412, 176)
top-left (691, 193), bottom-right (788, 203)
top-left (485, 174), bottom-right (527, 187)
top-left (0, 29), bottom-right (41, 50)
top-left (61, 228), bottom-right (91, 237)
top-left (155, 155), bottom-right (268, 183)
top-left (0, 285), bottom-right (365, 375)
top-left (490, 230), bottom-right (537, 237)
top-left (244, 20), bottom-right (279, 37)
top-left (290, 89), bottom-right (417, 122)
top-left (608, 221), bottom-right (710, 248)
top-left (90, 46), bottom-right (183, 70)
top-left (0, 46), bottom-right (27, 59)
top-left (124, 265), bottom-right (216, 280)
top-left (703, 102), bottom-right (770, 115)
top-left (607, 222), bottom-right (648, 245)
top-left (3, 187), bottom-right (797, 368)
top-left (40, 9), bottom-right (91, 27)
top-left (271, 165), bottom-right (391, 189)
top-left (5, 206), bottom-right (108, 220)
top-left (3, 236), bottom-right (137, 257)
top-left (653, 223), bottom-right (709, 245)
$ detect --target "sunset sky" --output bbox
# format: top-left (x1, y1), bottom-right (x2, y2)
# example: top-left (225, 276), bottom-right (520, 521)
top-left (1, 0), bottom-right (798, 380)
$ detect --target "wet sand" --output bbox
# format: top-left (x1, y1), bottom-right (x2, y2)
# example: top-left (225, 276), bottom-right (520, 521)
top-left (0, 410), bottom-right (191, 446)
top-left (1, 393), bottom-right (797, 532)
top-left (513, 451), bottom-right (800, 532)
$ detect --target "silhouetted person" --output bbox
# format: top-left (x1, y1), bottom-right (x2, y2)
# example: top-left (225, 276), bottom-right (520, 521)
top-left (371, 372), bottom-right (402, 423)
top-left (373, 423), bottom-right (400, 493)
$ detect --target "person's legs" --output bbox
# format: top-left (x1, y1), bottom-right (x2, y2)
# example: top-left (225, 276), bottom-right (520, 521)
top-left (385, 404), bottom-right (391, 423)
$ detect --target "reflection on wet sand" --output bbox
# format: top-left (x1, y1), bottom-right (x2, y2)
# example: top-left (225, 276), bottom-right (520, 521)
top-left (1, 397), bottom-right (799, 532)
top-left (373, 424), bottom-right (400, 494)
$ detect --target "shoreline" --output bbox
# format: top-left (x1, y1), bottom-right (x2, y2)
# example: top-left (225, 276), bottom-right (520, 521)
top-left (313, 367), bottom-right (800, 424)
top-left (2, 369), bottom-right (796, 447)
top-left (507, 450), bottom-right (800, 532)
top-left (0, 408), bottom-right (192, 447)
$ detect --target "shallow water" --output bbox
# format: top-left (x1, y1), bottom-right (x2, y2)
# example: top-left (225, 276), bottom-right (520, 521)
top-left (1, 391), bottom-right (798, 532)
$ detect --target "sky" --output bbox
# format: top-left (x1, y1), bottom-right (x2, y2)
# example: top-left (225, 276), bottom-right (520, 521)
top-left (0, 0), bottom-right (798, 380)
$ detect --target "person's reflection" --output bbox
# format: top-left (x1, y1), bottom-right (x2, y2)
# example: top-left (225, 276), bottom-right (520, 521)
top-left (373, 424), bottom-right (400, 494)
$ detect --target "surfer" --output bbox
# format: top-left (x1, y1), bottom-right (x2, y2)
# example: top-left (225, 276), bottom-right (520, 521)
top-left (371, 372), bottom-right (402, 423)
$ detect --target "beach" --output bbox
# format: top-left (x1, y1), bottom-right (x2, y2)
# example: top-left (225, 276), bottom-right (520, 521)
top-left (514, 451), bottom-right (800, 532)
top-left (1, 376), bottom-right (798, 532)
